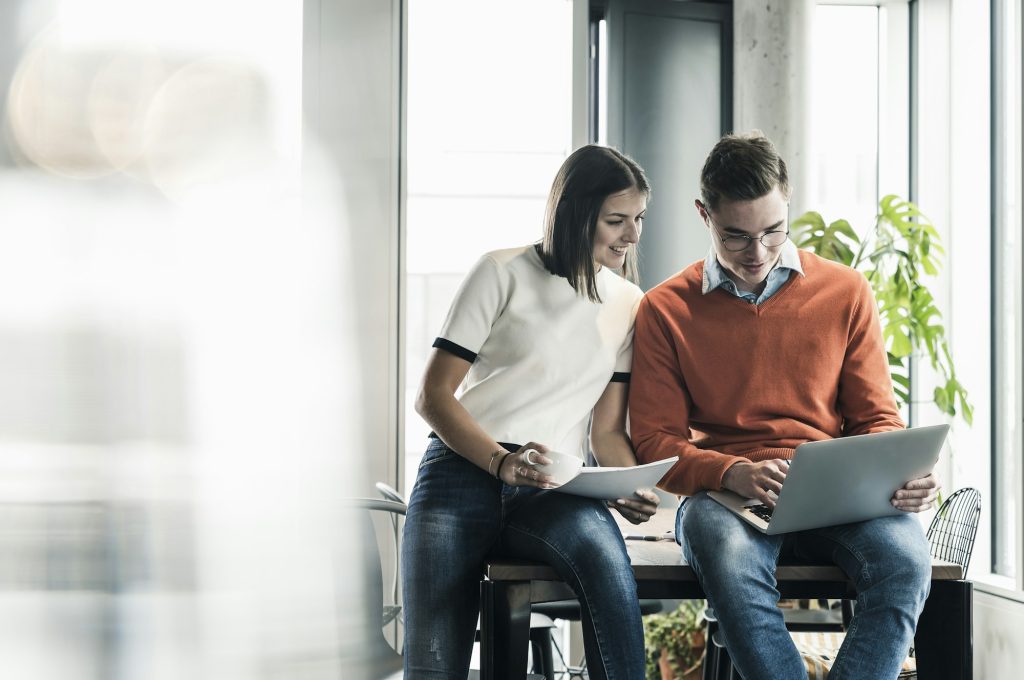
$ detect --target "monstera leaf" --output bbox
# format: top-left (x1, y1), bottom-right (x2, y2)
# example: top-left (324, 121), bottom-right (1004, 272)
top-left (793, 195), bottom-right (972, 425)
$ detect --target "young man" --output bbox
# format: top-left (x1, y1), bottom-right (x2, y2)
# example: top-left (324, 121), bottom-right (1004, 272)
top-left (629, 132), bottom-right (941, 680)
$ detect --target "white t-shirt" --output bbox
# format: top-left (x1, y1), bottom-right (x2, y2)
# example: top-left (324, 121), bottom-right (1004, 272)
top-left (433, 245), bottom-right (644, 459)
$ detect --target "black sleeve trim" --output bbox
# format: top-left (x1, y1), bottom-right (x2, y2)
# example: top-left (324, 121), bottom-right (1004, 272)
top-left (610, 372), bottom-right (630, 384)
top-left (432, 337), bottom-right (477, 364)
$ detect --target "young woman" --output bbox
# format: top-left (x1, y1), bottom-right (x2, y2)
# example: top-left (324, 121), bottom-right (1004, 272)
top-left (402, 145), bottom-right (659, 680)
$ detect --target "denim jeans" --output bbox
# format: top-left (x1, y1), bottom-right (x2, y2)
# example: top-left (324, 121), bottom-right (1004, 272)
top-left (676, 492), bottom-right (931, 680)
top-left (402, 439), bottom-right (645, 680)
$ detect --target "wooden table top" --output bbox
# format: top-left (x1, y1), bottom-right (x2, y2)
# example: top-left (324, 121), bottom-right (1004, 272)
top-left (485, 507), bottom-right (964, 582)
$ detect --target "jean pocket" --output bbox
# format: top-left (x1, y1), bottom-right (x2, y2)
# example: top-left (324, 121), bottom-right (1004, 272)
top-left (419, 444), bottom-right (456, 468)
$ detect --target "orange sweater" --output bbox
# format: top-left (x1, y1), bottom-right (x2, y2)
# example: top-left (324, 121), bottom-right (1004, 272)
top-left (630, 250), bottom-right (903, 495)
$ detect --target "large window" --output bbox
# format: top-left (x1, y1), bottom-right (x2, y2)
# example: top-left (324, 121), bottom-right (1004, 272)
top-left (915, 0), bottom-right (1021, 594)
top-left (404, 0), bottom-right (574, 494)
top-left (808, 5), bottom-right (881, 235)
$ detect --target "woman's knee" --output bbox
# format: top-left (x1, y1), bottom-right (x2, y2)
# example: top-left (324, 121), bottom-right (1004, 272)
top-left (565, 510), bottom-right (632, 570)
top-left (522, 495), bottom-right (623, 548)
top-left (508, 497), bottom-right (633, 582)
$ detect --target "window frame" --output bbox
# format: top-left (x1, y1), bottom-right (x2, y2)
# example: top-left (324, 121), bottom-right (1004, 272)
top-left (988, 0), bottom-right (1024, 596)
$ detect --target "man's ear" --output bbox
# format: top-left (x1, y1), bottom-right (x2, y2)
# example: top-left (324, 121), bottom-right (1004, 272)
top-left (694, 199), bottom-right (708, 223)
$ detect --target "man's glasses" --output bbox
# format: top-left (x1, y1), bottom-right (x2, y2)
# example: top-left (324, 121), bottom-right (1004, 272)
top-left (700, 204), bottom-right (790, 252)
top-left (716, 228), bottom-right (790, 252)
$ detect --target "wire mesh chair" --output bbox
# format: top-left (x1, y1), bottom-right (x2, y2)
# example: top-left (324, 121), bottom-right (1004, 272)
top-left (925, 487), bottom-right (982, 577)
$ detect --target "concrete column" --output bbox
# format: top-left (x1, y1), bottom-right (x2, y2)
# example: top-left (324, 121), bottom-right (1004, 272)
top-left (733, 0), bottom-right (814, 217)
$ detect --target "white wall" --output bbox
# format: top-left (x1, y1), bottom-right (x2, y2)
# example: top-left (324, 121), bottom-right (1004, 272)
top-left (975, 591), bottom-right (1024, 679)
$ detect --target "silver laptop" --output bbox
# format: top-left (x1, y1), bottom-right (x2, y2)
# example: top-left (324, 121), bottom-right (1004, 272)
top-left (706, 425), bottom-right (949, 535)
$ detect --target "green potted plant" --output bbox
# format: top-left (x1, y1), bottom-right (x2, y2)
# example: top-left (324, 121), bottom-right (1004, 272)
top-left (643, 600), bottom-right (706, 680)
top-left (792, 194), bottom-right (973, 424)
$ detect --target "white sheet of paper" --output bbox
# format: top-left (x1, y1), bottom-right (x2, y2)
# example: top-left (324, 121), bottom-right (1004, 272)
top-left (551, 458), bottom-right (676, 500)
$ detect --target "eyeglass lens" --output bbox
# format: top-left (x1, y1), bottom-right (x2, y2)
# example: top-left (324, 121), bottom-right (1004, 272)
top-left (722, 231), bottom-right (789, 252)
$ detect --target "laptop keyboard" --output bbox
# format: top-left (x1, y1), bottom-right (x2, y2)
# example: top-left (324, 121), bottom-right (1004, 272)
top-left (746, 503), bottom-right (774, 522)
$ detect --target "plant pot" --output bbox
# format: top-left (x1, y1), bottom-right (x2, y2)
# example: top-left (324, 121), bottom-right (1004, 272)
top-left (657, 631), bottom-right (705, 680)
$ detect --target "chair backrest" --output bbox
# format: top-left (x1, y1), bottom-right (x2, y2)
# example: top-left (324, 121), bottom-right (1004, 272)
top-left (925, 487), bottom-right (981, 577)
top-left (374, 483), bottom-right (406, 625)
top-left (375, 481), bottom-right (406, 504)
top-left (343, 497), bottom-right (407, 678)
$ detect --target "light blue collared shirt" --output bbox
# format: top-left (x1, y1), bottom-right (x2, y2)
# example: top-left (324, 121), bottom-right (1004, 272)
top-left (701, 239), bottom-right (805, 305)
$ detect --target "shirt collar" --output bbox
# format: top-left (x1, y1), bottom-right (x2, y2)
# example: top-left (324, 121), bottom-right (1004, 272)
top-left (701, 239), bottom-right (805, 295)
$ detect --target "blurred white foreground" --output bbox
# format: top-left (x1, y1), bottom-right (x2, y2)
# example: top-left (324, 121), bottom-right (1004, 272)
top-left (0, 2), bottom-right (375, 678)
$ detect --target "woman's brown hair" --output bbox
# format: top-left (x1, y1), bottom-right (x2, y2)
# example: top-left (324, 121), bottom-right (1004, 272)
top-left (538, 145), bottom-right (650, 302)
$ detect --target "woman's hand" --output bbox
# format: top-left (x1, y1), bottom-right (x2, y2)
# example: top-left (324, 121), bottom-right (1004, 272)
top-left (609, 488), bottom-right (660, 525)
top-left (498, 442), bottom-right (558, 488)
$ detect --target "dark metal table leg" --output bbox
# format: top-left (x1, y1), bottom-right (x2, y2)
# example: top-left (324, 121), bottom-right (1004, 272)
top-left (480, 579), bottom-right (532, 680)
top-left (915, 580), bottom-right (973, 679)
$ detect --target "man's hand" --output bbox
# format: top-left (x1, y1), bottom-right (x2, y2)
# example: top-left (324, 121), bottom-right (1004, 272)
top-left (892, 472), bottom-right (941, 512)
top-left (721, 459), bottom-right (789, 508)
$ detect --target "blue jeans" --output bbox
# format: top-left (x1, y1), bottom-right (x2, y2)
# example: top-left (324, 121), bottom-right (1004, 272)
top-left (677, 492), bottom-right (931, 680)
top-left (402, 439), bottom-right (645, 680)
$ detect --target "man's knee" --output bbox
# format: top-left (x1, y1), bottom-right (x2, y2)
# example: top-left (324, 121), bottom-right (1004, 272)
top-left (867, 515), bottom-right (933, 598)
top-left (681, 498), bottom-right (775, 577)
top-left (686, 524), bottom-right (749, 567)
top-left (893, 535), bottom-right (932, 592)
top-left (679, 494), bottom-right (731, 547)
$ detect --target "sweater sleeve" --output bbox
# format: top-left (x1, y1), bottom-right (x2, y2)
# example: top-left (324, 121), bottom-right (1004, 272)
top-left (837, 274), bottom-right (905, 435)
top-left (629, 295), bottom-right (747, 495)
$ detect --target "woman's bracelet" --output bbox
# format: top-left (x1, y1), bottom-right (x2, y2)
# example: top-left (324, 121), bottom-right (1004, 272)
top-left (494, 451), bottom-right (514, 479)
top-left (487, 448), bottom-right (509, 476)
